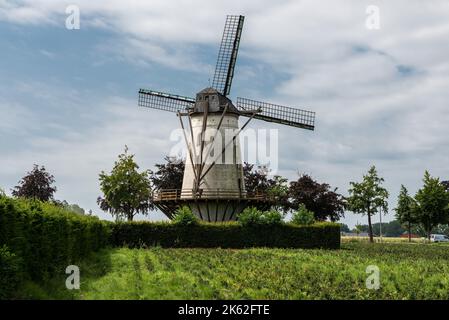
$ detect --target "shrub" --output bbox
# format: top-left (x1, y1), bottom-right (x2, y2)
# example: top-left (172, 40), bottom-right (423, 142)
top-left (111, 221), bottom-right (340, 249)
top-left (237, 207), bottom-right (261, 226)
top-left (0, 245), bottom-right (22, 299)
top-left (237, 207), bottom-right (284, 227)
top-left (172, 206), bottom-right (198, 226)
top-left (291, 204), bottom-right (315, 225)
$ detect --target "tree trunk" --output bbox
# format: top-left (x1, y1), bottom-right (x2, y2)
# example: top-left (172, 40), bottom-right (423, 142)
top-left (408, 221), bottom-right (411, 243)
top-left (367, 212), bottom-right (374, 243)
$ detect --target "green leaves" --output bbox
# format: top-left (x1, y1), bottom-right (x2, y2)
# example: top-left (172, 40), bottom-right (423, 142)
top-left (0, 196), bottom-right (110, 298)
top-left (237, 207), bottom-right (284, 227)
top-left (413, 171), bottom-right (449, 238)
top-left (0, 245), bottom-right (22, 299)
top-left (172, 206), bottom-right (198, 226)
top-left (291, 204), bottom-right (315, 225)
top-left (347, 165), bottom-right (389, 216)
top-left (347, 165), bottom-right (389, 242)
top-left (98, 146), bottom-right (154, 221)
top-left (394, 185), bottom-right (416, 224)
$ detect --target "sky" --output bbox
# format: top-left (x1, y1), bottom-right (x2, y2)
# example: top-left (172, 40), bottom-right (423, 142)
top-left (1, 0), bottom-right (448, 228)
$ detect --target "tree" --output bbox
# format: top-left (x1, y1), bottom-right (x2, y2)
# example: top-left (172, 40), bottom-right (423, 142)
top-left (266, 175), bottom-right (290, 213)
top-left (97, 146), bottom-right (154, 221)
top-left (243, 163), bottom-right (289, 212)
top-left (347, 166), bottom-right (389, 243)
top-left (151, 156), bottom-right (185, 190)
top-left (339, 223), bottom-right (351, 233)
top-left (288, 174), bottom-right (346, 221)
top-left (243, 163), bottom-right (270, 193)
top-left (354, 222), bottom-right (363, 236)
top-left (413, 171), bottom-right (449, 241)
top-left (12, 165), bottom-right (57, 201)
top-left (394, 185), bottom-right (416, 242)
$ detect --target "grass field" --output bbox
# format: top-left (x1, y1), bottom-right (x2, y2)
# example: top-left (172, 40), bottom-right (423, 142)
top-left (18, 242), bottom-right (449, 300)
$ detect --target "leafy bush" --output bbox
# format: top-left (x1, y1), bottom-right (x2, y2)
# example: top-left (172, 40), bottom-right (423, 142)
top-left (172, 206), bottom-right (198, 226)
top-left (0, 197), bottom-right (111, 287)
top-left (237, 207), bottom-right (284, 227)
top-left (111, 221), bottom-right (340, 249)
top-left (0, 245), bottom-right (22, 299)
top-left (291, 204), bottom-right (315, 225)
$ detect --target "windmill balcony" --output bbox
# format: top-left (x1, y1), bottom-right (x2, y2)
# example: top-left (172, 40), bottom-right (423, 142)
top-left (152, 189), bottom-right (272, 202)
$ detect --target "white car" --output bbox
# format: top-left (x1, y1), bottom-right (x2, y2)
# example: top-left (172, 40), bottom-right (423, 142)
top-left (430, 234), bottom-right (449, 243)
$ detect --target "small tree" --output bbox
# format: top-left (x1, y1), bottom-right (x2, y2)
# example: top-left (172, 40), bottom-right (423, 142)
top-left (98, 146), bottom-right (154, 221)
top-left (12, 165), bottom-right (57, 201)
top-left (394, 185), bottom-right (416, 242)
top-left (339, 223), bottom-right (351, 233)
top-left (151, 156), bottom-right (185, 190)
top-left (347, 166), bottom-right (389, 243)
top-left (288, 174), bottom-right (346, 221)
top-left (267, 175), bottom-right (289, 213)
top-left (172, 206), bottom-right (198, 226)
top-left (243, 163), bottom-right (289, 212)
top-left (291, 204), bottom-right (315, 225)
top-left (354, 222), bottom-right (363, 236)
top-left (413, 171), bottom-right (449, 241)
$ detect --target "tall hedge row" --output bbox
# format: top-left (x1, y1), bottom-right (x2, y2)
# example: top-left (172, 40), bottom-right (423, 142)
top-left (111, 221), bottom-right (341, 249)
top-left (0, 197), bottom-right (111, 290)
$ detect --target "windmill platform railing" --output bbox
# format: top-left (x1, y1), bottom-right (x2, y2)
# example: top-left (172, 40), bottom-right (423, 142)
top-left (152, 189), bottom-right (273, 202)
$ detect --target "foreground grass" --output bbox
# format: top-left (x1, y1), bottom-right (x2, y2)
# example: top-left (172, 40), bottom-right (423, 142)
top-left (18, 242), bottom-right (449, 300)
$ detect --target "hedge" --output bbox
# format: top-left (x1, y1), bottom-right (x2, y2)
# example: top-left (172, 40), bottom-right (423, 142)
top-left (0, 245), bottom-right (22, 299)
top-left (111, 221), bottom-right (341, 249)
top-left (0, 197), bottom-right (111, 296)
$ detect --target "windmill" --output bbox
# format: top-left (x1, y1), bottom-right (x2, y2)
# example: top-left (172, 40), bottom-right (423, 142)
top-left (138, 15), bottom-right (315, 222)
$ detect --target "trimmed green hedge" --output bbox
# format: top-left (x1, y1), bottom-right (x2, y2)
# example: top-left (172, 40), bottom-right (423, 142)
top-left (0, 197), bottom-right (111, 289)
top-left (0, 245), bottom-right (22, 299)
top-left (111, 221), bottom-right (340, 249)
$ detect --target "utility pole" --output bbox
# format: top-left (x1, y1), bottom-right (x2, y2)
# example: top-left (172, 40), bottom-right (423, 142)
top-left (379, 207), bottom-right (383, 243)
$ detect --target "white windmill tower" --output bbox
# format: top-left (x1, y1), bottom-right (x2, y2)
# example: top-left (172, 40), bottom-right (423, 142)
top-left (138, 15), bottom-right (315, 222)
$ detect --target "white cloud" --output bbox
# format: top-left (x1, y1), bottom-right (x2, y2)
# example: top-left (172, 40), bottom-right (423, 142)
top-left (1, 0), bottom-right (449, 227)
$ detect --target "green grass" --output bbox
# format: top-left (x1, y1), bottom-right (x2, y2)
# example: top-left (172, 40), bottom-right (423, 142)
top-left (16, 242), bottom-right (449, 300)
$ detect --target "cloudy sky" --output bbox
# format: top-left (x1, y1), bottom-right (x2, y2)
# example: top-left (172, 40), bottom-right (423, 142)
top-left (1, 0), bottom-right (448, 227)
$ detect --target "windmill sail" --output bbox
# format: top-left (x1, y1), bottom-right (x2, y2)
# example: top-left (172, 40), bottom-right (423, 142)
top-left (211, 15), bottom-right (244, 96)
top-left (139, 89), bottom-right (195, 113)
top-left (236, 97), bottom-right (315, 130)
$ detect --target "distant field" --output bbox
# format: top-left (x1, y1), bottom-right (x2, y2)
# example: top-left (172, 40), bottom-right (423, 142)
top-left (18, 242), bottom-right (449, 300)
top-left (341, 236), bottom-right (428, 243)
